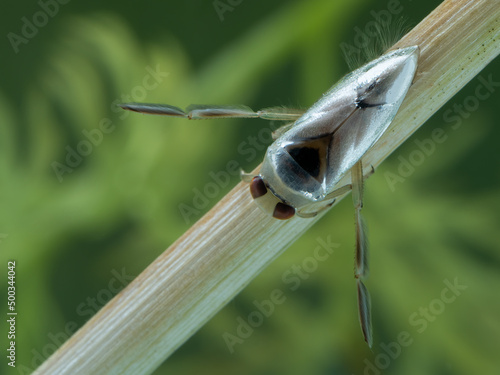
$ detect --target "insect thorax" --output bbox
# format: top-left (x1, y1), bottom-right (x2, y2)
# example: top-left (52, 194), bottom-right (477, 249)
top-left (259, 143), bottom-right (329, 210)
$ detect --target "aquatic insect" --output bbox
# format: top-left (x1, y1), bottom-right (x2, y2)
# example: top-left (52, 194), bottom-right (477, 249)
top-left (120, 46), bottom-right (419, 347)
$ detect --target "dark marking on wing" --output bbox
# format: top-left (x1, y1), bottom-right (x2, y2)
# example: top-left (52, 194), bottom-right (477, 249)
top-left (287, 147), bottom-right (320, 178)
top-left (284, 133), bottom-right (334, 183)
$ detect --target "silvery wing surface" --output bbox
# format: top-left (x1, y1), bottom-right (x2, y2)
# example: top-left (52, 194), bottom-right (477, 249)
top-left (260, 46), bottom-right (419, 209)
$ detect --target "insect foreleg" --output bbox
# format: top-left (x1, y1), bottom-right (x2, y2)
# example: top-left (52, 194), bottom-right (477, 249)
top-left (240, 170), bottom-right (255, 183)
top-left (271, 122), bottom-right (295, 140)
top-left (296, 165), bottom-right (375, 218)
top-left (321, 165), bottom-right (375, 202)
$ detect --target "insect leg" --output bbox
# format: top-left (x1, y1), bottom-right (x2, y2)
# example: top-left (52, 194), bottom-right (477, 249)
top-left (351, 160), bottom-right (373, 348)
top-left (119, 103), bottom-right (259, 119)
top-left (321, 165), bottom-right (375, 202)
top-left (271, 122), bottom-right (300, 140)
top-left (266, 107), bottom-right (307, 139)
top-left (240, 170), bottom-right (255, 183)
top-left (322, 184), bottom-right (355, 202)
top-left (257, 107), bottom-right (305, 121)
top-left (120, 103), bottom-right (305, 121)
top-left (357, 278), bottom-right (372, 348)
top-left (296, 165), bottom-right (375, 218)
top-left (296, 202), bottom-right (335, 218)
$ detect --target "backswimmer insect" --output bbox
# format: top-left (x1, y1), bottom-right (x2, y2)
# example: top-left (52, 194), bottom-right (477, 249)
top-left (120, 45), bottom-right (419, 347)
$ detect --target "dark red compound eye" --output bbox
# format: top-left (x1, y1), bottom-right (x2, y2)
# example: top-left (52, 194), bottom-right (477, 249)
top-left (249, 176), bottom-right (267, 199)
top-left (273, 202), bottom-right (295, 220)
top-left (250, 176), bottom-right (295, 220)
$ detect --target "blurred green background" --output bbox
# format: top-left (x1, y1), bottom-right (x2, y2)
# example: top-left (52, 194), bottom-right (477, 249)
top-left (1, 0), bottom-right (499, 374)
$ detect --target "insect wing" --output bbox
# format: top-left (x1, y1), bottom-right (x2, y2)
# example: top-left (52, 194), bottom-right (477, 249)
top-left (263, 47), bottom-right (418, 206)
top-left (326, 46), bottom-right (419, 185)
